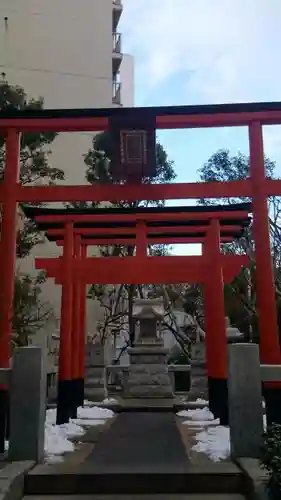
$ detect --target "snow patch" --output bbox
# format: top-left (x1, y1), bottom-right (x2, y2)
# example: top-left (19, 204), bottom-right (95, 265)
top-left (177, 407), bottom-right (214, 421)
top-left (102, 397), bottom-right (118, 405)
top-left (188, 398), bottom-right (209, 405)
top-left (192, 426), bottom-right (230, 462)
top-left (77, 405), bottom-right (114, 419)
top-left (73, 418), bottom-right (106, 426)
top-left (44, 423), bottom-right (75, 457)
top-left (83, 399), bottom-right (100, 407)
top-left (183, 419), bottom-right (220, 427)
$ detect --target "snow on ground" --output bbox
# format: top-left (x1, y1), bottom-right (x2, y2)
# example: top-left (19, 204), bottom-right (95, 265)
top-left (44, 404), bottom-right (115, 463)
top-left (187, 398), bottom-right (209, 406)
top-left (183, 418), bottom-right (220, 427)
top-left (5, 402), bottom-right (115, 464)
top-left (177, 406), bottom-right (214, 421)
top-left (73, 418), bottom-right (106, 426)
top-left (182, 405), bottom-right (268, 462)
top-left (83, 399), bottom-right (100, 407)
top-left (193, 426), bottom-right (230, 462)
top-left (178, 406), bottom-right (230, 462)
top-left (77, 405), bottom-right (114, 420)
top-left (102, 397), bottom-right (118, 405)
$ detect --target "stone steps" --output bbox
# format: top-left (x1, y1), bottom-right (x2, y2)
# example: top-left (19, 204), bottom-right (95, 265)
top-left (24, 466), bottom-right (250, 496)
top-left (23, 495), bottom-right (247, 500)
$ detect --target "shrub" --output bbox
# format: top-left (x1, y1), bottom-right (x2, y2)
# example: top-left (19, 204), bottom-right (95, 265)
top-left (260, 423), bottom-right (281, 499)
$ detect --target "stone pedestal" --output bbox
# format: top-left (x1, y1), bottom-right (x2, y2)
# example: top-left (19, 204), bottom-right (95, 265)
top-left (190, 341), bottom-right (208, 400)
top-left (123, 345), bottom-right (173, 398)
top-left (123, 299), bottom-right (173, 399)
top-left (84, 343), bottom-right (107, 401)
top-left (9, 347), bottom-right (46, 462)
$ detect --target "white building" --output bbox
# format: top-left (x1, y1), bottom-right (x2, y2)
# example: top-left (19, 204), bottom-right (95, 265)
top-left (0, 0), bottom-right (134, 363)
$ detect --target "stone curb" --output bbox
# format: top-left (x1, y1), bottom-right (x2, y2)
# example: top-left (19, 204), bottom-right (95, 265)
top-left (0, 461), bottom-right (35, 500)
top-left (235, 458), bottom-right (270, 500)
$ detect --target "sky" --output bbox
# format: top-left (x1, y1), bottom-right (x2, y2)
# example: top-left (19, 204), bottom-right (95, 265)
top-left (119, 0), bottom-right (281, 254)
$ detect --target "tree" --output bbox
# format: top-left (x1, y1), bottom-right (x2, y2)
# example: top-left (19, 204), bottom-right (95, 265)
top-left (0, 79), bottom-right (65, 344)
top-left (83, 131), bottom-right (177, 345)
top-left (198, 148), bottom-right (281, 339)
top-left (12, 271), bottom-right (54, 347)
top-left (0, 78), bottom-right (65, 257)
top-left (198, 148), bottom-right (275, 206)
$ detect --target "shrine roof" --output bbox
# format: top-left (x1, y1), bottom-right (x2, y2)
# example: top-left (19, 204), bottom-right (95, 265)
top-left (1, 101), bottom-right (281, 120)
top-left (22, 203), bottom-right (252, 240)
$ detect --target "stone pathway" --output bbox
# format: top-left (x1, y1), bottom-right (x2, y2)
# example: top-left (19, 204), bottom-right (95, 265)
top-left (81, 412), bottom-right (189, 474)
top-left (25, 411), bottom-right (249, 497)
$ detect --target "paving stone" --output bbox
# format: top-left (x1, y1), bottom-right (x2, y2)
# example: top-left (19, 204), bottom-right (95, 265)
top-left (81, 412), bottom-right (189, 474)
top-left (23, 495), bottom-right (247, 500)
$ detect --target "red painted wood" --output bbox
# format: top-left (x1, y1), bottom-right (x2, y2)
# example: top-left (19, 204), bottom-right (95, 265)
top-left (47, 224), bottom-right (243, 238)
top-left (156, 110), bottom-right (281, 128)
top-left (0, 117), bottom-right (108, 133)
top-left (58, 222), bottom-right (74, 381)
top-left (249, 122), bottom-right (281, 366)
top-left (13, 180), bottom-right (252, 203)
top-left (205, 221), bottom-right (227, 379)
top-left (136, 221), bottom-right (147, 258)
top-left (55, 236), bottom-right (234, 246)
top-left (1, 109), bottom-right (281, 133)
top-left (35, 254), bottom-right (249, 285)
top-left (0, 130), bottom-right (20, 376)
top-left (78, 245), bottom-right (87, 381)
top-left (72, 236), bottom-right (81, 381)
top-left (35, 209), bottom-right (250, 225)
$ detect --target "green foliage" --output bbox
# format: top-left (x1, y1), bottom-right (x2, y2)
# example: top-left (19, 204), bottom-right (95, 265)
top-left (261, 424), bottom-right (281, 498)
top-left (82, 130), bottom-right (176, 256)
top-left (197, 147), bottom-right (281, 338)
top-left (198, 148), bottom-right (275, 205)
top-left (12, 271), bottom-right (53, 347)
top-left (0, 80), bottom-right (64, 258)
top-left (81, 131), bottom-right (177, 343)
top-left (83, 131), bottom-right (176, 205)
top-left (0, 81), bottom-right (63, 184)
top-left (0, 79), bottom-right (64, 342)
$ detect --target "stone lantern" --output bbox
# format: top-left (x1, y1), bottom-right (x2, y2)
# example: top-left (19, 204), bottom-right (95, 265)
top-left (123, 297), bottom-right (173, 401)
top-left (133, 298), bottom-right (164, 344)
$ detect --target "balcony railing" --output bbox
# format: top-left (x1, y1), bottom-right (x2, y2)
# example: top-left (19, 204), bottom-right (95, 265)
top-left (112, 80), bottom-right (121, 105)
top-left (112, 32), bottom-right (122, 54)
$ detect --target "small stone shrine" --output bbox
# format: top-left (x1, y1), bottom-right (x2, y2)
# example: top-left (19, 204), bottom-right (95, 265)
top-left (123, 298), bottom-right (174, 399)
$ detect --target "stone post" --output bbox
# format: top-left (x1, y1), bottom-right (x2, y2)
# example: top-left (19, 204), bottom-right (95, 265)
top-left (84, 342), bottom-right (108, 401)
top-left (9, 347), bottom-right (46, 462)
top-left (228, 343), bottom-right (263, 458)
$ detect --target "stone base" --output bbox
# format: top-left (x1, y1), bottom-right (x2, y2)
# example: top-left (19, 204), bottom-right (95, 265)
top-left (128, 345), bottom-right (170, 365)
top-left (84, 387), bottom-right (107, 401)
top-left (123, 346), bottom-right (173, 399)
top-left (84, 366), bottom-right (107, 402)
top-left (189, 360), bottom-right (208, 400)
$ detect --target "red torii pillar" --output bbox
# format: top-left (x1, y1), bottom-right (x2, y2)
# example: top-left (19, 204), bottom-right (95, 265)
top-left (0, 130), bottom-right (21, 453)
top-left (78, 244), bottom-right (87, 407)
top-left (57, 221), bottom-right (74, 425)
top-left (249, 122), bottom-right (281, 425)
top-left (203, 220), bottom-right (228, 425)
top-left (70, 235), bottom-right (82, 418)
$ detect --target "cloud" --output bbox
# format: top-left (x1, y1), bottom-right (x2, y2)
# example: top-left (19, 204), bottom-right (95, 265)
top-left (121, 0), bottom-right (281, 104)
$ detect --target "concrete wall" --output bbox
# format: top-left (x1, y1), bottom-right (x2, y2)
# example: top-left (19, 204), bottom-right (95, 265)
top-left (120, 54), bottom-right (135, 107)
top-left (0, 0), bottom-right (134, 366)
top-left (0, 0), bottom-right (113, 182)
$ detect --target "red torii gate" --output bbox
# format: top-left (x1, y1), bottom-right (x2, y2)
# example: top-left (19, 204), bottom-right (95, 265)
top-left (0, 102), bottom-right (281, 450)
top-left (23, 203), bottom-right (250, 424)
